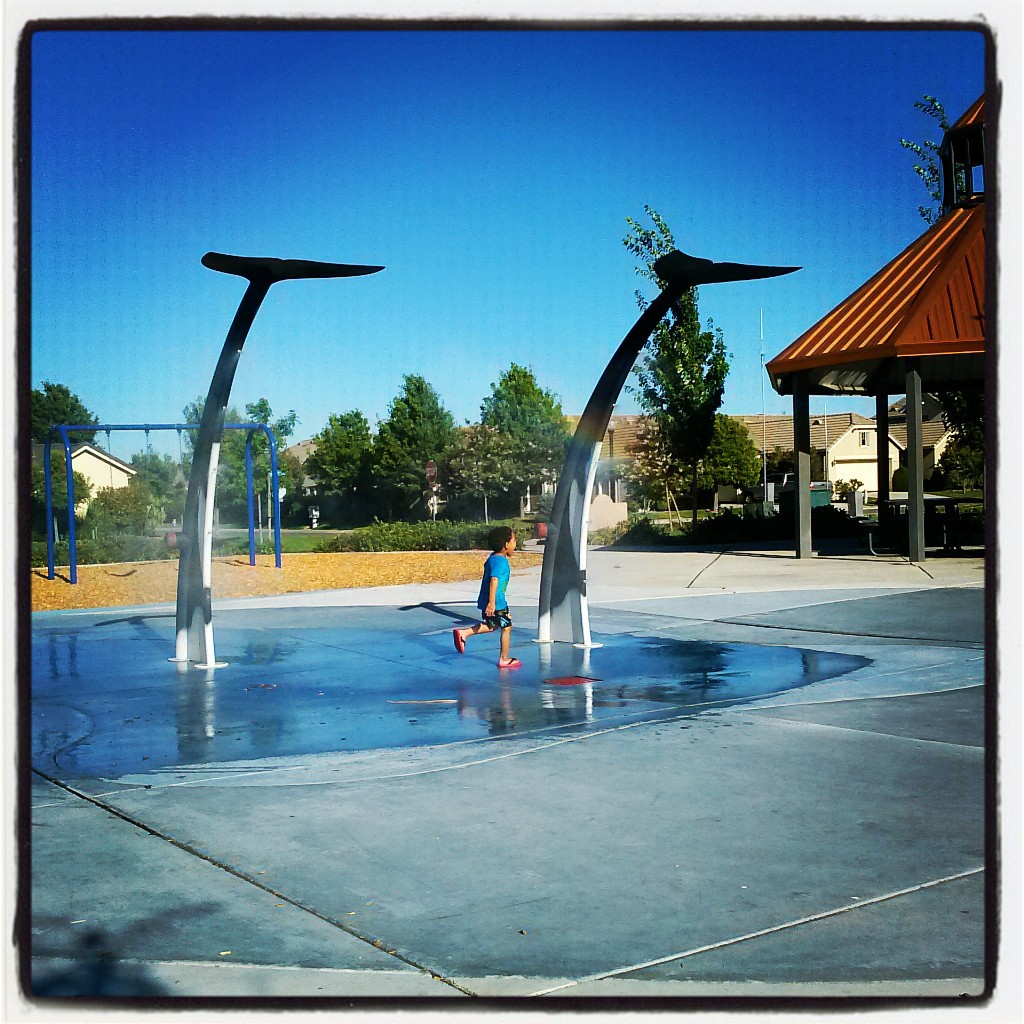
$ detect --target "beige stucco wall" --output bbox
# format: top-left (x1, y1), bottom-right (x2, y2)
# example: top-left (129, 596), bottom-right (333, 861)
top-left (71, 448), bottom-right (135, 500)
top-left (826, 427), bottom-right (901, 492)
top-left (588, 492), bottom-right (628, 533)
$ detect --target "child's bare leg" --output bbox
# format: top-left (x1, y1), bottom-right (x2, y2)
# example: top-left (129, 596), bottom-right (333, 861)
top-left (498, 625), bottom-right (512, 662)
top-left (456, 622), bottom-right (493, 644)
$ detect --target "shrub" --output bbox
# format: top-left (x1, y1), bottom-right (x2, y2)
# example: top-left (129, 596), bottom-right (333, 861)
top-left (212, 537), bottom-right (278, 557)
top-left (32, 534), bottom-right (178, 568)
top-left (832, 478), bottom-right (863, 498)
top-left (608, 503), bottom-right (861, 548)
top-left (609, 517), bottom-right (676, 547)
top-left (589, 520), bottom-right (633, 546)
top-left (311, 518), bottom-right (531, 553)
top-left (535, 492), bottom-right (555, 520)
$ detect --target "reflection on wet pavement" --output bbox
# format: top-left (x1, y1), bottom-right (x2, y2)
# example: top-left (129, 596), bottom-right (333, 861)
top-left (31, 607), bottom-right (868, 780)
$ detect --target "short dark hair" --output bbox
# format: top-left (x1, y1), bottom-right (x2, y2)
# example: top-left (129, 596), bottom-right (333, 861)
top-left (489, 525), bottom-right (515, 552)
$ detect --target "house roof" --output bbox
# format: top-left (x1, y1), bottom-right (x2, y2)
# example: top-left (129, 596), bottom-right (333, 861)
top-left (886, 393), bottom-right (946, 422)
top-left (284, 439), bottom-right (317, 464)
top-left (565, 411), bottom-right (901, 459)
top-left (70, 443), bottom-right (137, 474)
top-left (731, 413), bottom-right (882, 455)
top-left (886, 420), bottom-right (951, 451)
top-left (564, 413), bottom-right (646, 459)
top-left (33, 442), bottom-right (137, 475)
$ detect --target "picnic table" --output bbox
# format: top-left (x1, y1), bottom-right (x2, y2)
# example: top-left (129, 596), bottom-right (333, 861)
top-left (880, 493), bottom-right (980, 553)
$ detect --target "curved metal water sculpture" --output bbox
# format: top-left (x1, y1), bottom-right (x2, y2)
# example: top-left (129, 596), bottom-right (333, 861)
top-left (537, 249), bottom-right (799, 647)
top-left (173, 252), bottom-right (383, 668)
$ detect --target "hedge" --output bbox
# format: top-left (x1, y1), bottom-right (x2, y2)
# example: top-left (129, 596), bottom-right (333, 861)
top-left (312, 518), bottom-right (533, 553)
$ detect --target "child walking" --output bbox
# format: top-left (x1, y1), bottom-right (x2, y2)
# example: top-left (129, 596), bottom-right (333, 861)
top-left (453, 525), bottom-right (521, 669)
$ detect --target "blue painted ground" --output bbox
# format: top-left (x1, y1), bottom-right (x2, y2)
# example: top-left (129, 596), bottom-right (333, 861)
top-left (31, 603), bottom-right (868, 780)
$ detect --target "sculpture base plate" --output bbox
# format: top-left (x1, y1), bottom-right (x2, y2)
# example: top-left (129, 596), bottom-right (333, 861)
top-left (168, 657), bottom-right (229, 669)
top-left (533, 638), bottom-right (604, 649)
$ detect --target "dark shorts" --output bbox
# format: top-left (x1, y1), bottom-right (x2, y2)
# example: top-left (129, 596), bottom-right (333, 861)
top-left (481, 608), bottom-right (512, 629)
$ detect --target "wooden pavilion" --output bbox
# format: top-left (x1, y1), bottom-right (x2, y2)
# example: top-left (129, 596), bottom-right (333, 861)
top-left (765, 95), bottom-right (987, 560)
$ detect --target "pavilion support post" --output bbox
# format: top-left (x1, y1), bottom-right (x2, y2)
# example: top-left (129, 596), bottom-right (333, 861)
top-left (905, 361), bottom-right (926, 562)
top-left (874, 392), bottom-right (891, 532)
top-left (792, 373), bottom-right (813, 558)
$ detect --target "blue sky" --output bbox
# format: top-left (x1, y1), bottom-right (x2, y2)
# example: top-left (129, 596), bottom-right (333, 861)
top-left (29, 26), bottom-right (986, 457)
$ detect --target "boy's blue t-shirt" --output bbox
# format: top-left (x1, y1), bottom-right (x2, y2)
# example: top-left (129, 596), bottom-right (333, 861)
top-left (477, 552), bottom-right (511, 611)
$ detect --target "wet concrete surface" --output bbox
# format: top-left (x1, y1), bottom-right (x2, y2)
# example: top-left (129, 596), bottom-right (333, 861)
top-left (26, 570), bottom-right (989, 1001)
top-left (31, 605), bottom-right (868, 780)
top-left (716, 586), bottom-right (985, 643)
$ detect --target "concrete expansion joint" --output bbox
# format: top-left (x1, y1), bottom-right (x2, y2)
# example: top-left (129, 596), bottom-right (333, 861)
top-left (528, 866), bottom-right (985, 997)
top-left (740, 713), bottom-right (985, 751)
top-left (30, 768), bottom-right (473, 995)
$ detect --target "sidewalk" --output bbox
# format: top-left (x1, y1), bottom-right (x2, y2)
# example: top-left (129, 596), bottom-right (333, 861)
top-left (24, 543), bottom-right (989, 1004)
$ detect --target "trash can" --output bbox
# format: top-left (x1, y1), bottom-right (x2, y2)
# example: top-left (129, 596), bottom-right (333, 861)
top-left (778, 482), bottom-right (833, 517)
top-left (810, 481), bottom-right (834, 507)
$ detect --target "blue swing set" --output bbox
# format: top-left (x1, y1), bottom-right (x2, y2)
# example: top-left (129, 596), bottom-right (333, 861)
top-left (43, 421), bottom-right (283, 584)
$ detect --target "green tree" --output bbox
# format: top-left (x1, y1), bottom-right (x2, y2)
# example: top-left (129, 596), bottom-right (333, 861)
top-left (936, 389), bottom-right (984, 492)
top-left (277, 449), bottom-right (308, 526)
top-left (306, 411), bottom-right (372, 492)
top-left (623, 206), bottom-right (729, 521)
top-left (697, 415), bottom-right (761, 492)
top-left (242, 398), bottom-right (299, 519)
top-left (85, 478), bottom-right (161, 535)
top-left (766, 447), bottom-right (795, 475)
top-left (447, 424), bottom-right (519, 523)
top-left (372, 375), bottom-right (458, 519)
top-left (31, 381), bottom-right (99, 444)
top-left (130, 450), bottom-right (186, 523)
top-left (624, 418), bottom-right (689, 521)
top-left (480, 363), bottom-right (571, 500)
top-left (181, 396), bottom-right (297, 523)
top-left (899, 94), bottom-right (950, 225)
top-left (305, 411), bottom-right (374, 524)
top-left (30, 461), bottom-right (92, 539)
top-left (937, 434), bottom-right (984, 492)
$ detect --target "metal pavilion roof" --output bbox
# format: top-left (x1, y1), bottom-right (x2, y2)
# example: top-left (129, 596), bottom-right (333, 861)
top-left (766, 202), bottom-right (986, 397)
top-left (951, 94), bottom-right (984, 130)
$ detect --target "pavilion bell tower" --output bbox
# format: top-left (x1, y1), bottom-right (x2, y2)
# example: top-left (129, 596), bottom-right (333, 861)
top-left (940, 96), bottom-right (985, 214)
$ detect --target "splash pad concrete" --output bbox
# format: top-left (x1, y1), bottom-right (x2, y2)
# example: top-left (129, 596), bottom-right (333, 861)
top-left (27, 547), bottom-right (988, 1002)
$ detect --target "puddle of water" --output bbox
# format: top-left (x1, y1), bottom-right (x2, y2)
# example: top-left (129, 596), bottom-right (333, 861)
top-left (31, 620), bottom-right (867, 779)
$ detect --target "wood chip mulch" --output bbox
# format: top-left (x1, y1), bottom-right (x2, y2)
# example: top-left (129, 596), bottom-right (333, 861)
top-left (31, 550), bottom-right (544, 613)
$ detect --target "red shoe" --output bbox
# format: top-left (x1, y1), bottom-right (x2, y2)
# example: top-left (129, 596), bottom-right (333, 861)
top-left (498, 658), bottom-right (522, 669)
top-left (453, 629), bottom-right (465, 654)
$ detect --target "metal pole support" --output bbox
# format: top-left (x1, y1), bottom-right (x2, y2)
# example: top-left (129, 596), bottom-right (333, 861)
top-left (538, 250), bottom-right (798, 646)
top-left (173, 252), bottom-right (382, 669)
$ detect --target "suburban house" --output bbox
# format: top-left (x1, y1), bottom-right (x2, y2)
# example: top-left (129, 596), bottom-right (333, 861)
top-left (565, 411), bottom-right (905, 503)
top-left (732, 412), bottom-right (903, 494)
top-left (883, 395), bottom-right (952, 480)
top-left (562, 413), bottom-right (644, 505)
top-left (35, 442), bottom-right (137, 511)
top-left (283, 438), bottom-right (320, 498)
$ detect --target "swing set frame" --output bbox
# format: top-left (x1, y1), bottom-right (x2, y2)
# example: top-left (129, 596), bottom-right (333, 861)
top-left (44, 421), bottom-right (283, 584)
